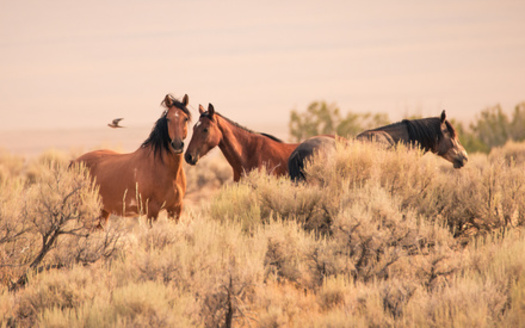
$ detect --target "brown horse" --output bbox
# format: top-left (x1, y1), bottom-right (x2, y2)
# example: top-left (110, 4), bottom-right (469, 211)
top-left (72, 94), bottom-right (191, 225)
top-left (184, 104), bottom-right (299, 181)
top-left (289, 111), bottom-right (468, 181)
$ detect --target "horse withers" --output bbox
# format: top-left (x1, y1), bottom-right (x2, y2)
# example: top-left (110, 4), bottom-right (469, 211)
top-left (184, 104), bottom-right (299, 182)
top-left (72, 94), bottom-right (191, 227)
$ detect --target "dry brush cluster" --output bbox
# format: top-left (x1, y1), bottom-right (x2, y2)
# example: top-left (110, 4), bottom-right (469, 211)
top-left (0, 153), bottom-right (123, 294)
top-left (1, 142), bottom-right (525, 327)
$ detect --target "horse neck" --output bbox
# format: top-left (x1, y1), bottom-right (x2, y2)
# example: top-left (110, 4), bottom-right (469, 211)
top-left (404, 118), bottom-right (441, 152)
top-left (216, 116), bottom-right (261, 174)
top-left (136, 145), bottom-right (183, 174)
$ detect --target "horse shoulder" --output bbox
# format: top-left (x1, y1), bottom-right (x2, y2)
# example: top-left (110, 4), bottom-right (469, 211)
top-left (260, 140), bottom-right (298, 176)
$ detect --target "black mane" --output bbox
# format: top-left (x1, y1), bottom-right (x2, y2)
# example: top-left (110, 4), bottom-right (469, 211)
top-left (402, 117), bottom-right (443, 152)
top-left (141, 98), bottom-right (191, 157)
top-left (260, 133), bottom-right (283, 142)
top-left (200, 112), bottom-right (283, 143)
top-left (142, 115), bottom-right (171, 157)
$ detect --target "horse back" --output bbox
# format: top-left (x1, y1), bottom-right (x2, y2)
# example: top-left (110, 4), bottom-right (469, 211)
top-left (356, 130), bottom-right (395, 147)
top-left (288, 136), bottom-right (336, 181)
top-left (73, 149), bottom-right (120, 170)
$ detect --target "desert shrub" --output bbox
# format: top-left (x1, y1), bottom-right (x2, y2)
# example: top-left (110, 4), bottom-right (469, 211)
top-left (245, 173), bottom-right (335, 234)
top-left (24, 149), bottom-right (70, 184)
top-left (185, 155), bottom-right (232, 194)
top-left (0, 177), bottom-right (32, 286)
top-left (0, 149), bottom-right (25, 183)
top-left (98, 281), bottom-right (192, 327)
top-left (3, 140), bottom-right (525, 327)
top-left (12, 266), bottom-right (98, 327)
top-left (253, 279), bottom-right (321, 328)
top-left (263, 220), bottom-right (320, 288)
top-left (0, 160), bottom-right (122, 292)
top-left (305, 140), bottom-right (525, 237)
top-left (399, 231), bottom-right (525, 327)
top-left (203, 140), bottom-right (525, 326)
top-left (32, 277), bottom-right (195, 328)
top-left (111, 217), bottom-right (266, 327)
top-left (329, 185), bottom-right (459, 285)
top-left (500, 273), bottom-right (525, 327)
top-left (208, 183), bottom-right (262, 231)
top-left (489, 139), bottom-right (525, 165)
top-left (209, 143), bottom-right (463, 288)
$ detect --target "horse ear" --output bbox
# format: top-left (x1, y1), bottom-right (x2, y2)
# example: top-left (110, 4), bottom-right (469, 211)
top-left (208, 103), bottom-right (215, 117)
top-left (164, 94), bottom-right (174, 108)
top-left (182, 94), bottom-right (189, 107)
top-left (440, 110), bottom-right (446, 123)
top-left (199, 104), bottom-right (205, 114)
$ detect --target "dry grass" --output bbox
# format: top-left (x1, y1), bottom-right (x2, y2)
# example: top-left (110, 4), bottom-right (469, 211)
top-left (1, 141), bottom-right (525, 327)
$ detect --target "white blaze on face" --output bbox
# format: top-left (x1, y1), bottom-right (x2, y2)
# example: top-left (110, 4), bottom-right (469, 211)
top-left (195, 121), bottom-right (202, 128)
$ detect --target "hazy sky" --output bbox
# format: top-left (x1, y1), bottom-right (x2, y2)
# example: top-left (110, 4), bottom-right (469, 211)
top-left (1, 0), bottom-right (524, 131)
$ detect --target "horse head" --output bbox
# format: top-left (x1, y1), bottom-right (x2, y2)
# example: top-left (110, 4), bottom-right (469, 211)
top-left (185, 103), bottom-right (220, 165)
top-left (436, 110), bottom-right (469, 168)
top-left (162, 94), bottom-right (191, 154)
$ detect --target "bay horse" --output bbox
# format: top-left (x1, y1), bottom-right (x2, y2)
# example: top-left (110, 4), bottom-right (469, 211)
top-left (288, 110), bottom-right (468, 181)
top-left (72, 94), bottom-right (191, 226)
top-left (184, 104), bottom-right (299, 182)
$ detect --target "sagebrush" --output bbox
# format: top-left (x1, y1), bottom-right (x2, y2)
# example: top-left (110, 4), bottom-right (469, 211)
top-left (1, 142), bottom-right (525, 327)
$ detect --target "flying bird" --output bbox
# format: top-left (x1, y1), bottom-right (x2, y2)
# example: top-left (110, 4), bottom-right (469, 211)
top-left (108, 118), bottom-right (125, 128)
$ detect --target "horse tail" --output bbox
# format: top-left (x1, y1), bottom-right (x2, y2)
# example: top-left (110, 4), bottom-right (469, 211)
top-left (288, 148), bottom-right (306, 182)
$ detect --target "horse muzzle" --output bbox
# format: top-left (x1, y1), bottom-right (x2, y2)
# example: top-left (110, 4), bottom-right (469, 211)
top-left (171, 140), bottom-right (184, 154)
top-left (453, 152), bottom-right (469, 169)
top-left (184, 152), bottom-right (198, 165)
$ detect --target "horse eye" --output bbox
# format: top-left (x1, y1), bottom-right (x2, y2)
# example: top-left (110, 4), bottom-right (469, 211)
top-left (203, 128), bottom-right (209, 133)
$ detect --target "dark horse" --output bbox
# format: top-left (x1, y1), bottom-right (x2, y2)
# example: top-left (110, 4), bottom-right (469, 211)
top-left (72, 94), bottom-right (191, 225)
top-left (185, 104), bottom-right (299, 182)
top-left (288, 110), bottom-right (469, 181)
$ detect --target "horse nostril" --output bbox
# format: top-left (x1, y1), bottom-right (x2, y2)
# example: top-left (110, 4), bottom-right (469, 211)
top-left (185, 153), bottom-right (193, 164)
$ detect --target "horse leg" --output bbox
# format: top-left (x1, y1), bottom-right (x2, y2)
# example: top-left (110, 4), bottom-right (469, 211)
top-left (146, 201), bottom-right (161, 227)
top-left (167, 203), bottom-right (183, 223)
